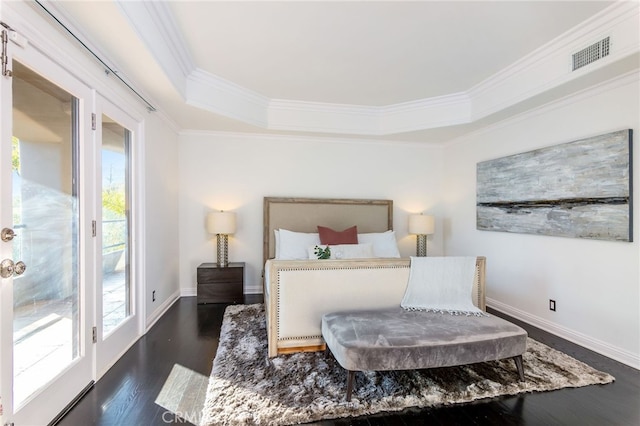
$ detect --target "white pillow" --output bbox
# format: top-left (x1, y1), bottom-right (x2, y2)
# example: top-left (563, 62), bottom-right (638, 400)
top-left (358, 230), bottom-right (401, 257)
top-left (274, 229), bottom-right (280, 259)
top-left (307, 243), bottom-right (374, 260)
top-left (277, 229), bottom-right (320, 260)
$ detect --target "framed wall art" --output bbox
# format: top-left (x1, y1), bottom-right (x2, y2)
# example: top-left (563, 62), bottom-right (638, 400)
top-left (476, 129), bottom-right (633, 242)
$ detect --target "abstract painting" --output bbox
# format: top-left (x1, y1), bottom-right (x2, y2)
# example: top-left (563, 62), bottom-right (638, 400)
top-left (477, 129), bottom-right (632, 241)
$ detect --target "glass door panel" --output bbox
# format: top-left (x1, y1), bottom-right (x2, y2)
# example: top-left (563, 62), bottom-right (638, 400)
top-left (95, 100), bottom-right (139, 378)
top-left (11, 62), bottom-right (80, 407)
top-left (101, 115), bottom-right (130, 335)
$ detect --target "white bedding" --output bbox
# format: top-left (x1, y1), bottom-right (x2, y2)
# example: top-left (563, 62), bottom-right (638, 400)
top-left (274, 229), bottom-right (400, 260)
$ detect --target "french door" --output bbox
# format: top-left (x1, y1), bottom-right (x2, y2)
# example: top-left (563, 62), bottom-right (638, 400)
top-left (0, 24), bottom-right (140, 425)
top-left (0, 36), bottom-right (95, 425)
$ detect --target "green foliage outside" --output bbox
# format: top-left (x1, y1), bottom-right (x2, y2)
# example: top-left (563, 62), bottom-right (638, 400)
top-left (103, 188), bottom-right (126, 217)
top-left (103, 184), bottom-right (127, 254)
top-left (12, 136), bottom-right (20, 173)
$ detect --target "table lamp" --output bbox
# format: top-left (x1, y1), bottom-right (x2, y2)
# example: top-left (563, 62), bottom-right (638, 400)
top-left (206, 211), bottom-right (236, 267)
top-left (408, 214), bottom-right (435, 257)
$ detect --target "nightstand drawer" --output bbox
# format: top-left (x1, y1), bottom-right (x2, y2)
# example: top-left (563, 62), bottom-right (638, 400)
top-left (197, 262), bottom-right (244, 304)
top-left (197, 266), bottom-right (243, 283)
top-left (198, 282), bottom-right (243, 304)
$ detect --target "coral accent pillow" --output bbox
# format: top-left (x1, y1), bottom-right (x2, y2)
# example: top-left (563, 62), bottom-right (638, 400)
top-left (317, 225), bottom-right (358, 245)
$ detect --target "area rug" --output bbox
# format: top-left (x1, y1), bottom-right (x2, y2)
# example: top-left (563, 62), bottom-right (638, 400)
top-left (200, 304), bottom-right (614, 425)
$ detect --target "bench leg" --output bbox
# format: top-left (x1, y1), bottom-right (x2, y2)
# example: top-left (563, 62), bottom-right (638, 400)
top-left (513, 355), bottom-right (525, 381)
top-left (346, 370), bottom-right (355, 402)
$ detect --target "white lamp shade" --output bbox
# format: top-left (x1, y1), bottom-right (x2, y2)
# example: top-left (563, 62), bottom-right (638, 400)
top-left (207, 211), bottom-right (236, 235)
top-left (408, 214), bottom-right (435, 235)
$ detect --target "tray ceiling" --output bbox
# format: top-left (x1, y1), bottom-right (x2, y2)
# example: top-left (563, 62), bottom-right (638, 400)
top-left (47, 0), bottom-right (633, 142)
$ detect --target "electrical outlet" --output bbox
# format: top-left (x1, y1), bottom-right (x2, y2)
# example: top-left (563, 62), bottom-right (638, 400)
top-left (152, 290), bottom-right (156, 302)
top-left (549, 299), bottom-right (556, 311)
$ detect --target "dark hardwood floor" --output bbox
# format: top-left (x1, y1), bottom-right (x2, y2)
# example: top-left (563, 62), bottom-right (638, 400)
top-left (58, 296), bottom-right (639, 426)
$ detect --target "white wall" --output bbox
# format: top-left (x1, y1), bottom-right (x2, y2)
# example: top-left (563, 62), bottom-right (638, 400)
top-left (178, 133), bottom-right (444, 294)
top-left (143, 114), bottom-right (181, 326)
top-left (443, 71), bottom-right (640, 368)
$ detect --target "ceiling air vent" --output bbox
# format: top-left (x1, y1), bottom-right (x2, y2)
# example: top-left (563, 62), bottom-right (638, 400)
top-left (572, 37), bottom-right (610, 71)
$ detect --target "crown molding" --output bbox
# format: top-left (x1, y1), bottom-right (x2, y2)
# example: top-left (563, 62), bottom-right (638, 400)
top-left (268, 99), bottom-right (380, 135)
top-left (116, 0), bottom-right (195, 94)
top-left (268, 92), bottom-right (473, 135)
top-left (380, 93), bottom-right (471, 134)
top-left (120, 1), bottom-right (639, 136)
top-left (141, 1), bottom-right (195, 79)
top-left (470, 0), bottom-right (637, 98)
top-left (179, 129), bottom-right (440, 149)
top-left (468, 0), bottom-right (640, 120)
top-left (446, 69), bottom-right (640, 148)
top-left (186, 69), bottom-right (270, 128)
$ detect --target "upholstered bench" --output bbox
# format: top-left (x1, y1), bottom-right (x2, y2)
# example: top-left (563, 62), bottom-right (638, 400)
top-left (321, 308), bottom-right (528, 401)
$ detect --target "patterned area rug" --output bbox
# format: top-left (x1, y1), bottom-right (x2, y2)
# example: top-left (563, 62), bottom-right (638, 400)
top-left (200, 304), bottom-right (614, 425)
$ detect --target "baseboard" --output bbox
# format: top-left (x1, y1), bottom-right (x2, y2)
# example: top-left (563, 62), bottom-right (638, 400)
top-left (244, 283), bottom-right (262, 294)
top-left (487, 297), bottom-right (640, 370)
top-left (180, 285), bottom-right (262, 298)
top-left (145, 289), bottom-right (181, 331)
top-left (181, 286), bottom-right (197, 297)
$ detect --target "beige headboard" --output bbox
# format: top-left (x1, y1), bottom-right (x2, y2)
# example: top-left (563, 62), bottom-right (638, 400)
top-left (263, 197), bottom-right (393, 265)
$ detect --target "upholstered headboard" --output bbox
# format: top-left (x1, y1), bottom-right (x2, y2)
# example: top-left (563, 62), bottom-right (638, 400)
top-left (263, 197), bottom-right (393, 265)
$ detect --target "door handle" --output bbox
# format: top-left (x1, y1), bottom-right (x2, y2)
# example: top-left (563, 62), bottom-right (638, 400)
top-left (1, 227), bottom-right (16, 242)
top-left (14, 260), bottom-right (26, 275)
top-left (0, 259), bottom-right (26, 278)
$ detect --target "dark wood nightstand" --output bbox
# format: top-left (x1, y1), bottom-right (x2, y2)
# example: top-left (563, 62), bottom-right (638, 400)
top-left (197, 262), bottom-right (244, 304)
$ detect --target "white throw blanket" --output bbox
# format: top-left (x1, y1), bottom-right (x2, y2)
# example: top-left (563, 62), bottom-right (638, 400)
top-left (401, 256), bottom-right (484, 316)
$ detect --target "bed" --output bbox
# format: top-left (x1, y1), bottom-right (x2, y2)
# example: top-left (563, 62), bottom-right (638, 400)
top-left (263, 197), bottom-right (486, 358)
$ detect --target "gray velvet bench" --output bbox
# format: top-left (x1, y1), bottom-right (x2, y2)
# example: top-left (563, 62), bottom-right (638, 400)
top-left (321, 308), bottom-right (528, 401)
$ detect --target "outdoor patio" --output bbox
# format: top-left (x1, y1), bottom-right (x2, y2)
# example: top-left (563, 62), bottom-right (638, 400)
top-left (12, 270), bottom-right (127, 406)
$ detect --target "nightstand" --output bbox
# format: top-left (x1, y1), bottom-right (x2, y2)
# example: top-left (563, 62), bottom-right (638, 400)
top-left (197, 262), bottom-right (244, 304)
